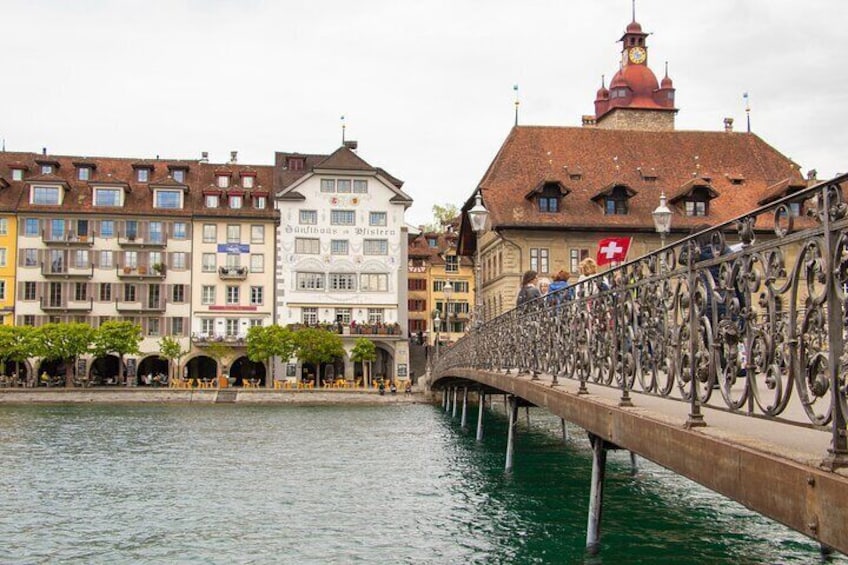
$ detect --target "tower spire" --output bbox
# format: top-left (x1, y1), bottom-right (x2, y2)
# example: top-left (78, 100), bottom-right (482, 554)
top-left (513, 84), bottom-right (520, 126)
top-left (341, 115), bottom-right (346, 144)
top-left (632, 0), bottom-right (636, 22)
top-left (743, 92), bottom-right (751, 132)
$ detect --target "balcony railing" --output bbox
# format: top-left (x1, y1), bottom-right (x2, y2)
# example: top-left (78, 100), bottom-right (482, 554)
top-left (191, 333), bottom-right (247, 346)
top-left (39, 297), bottom-right (93, 312)
top-left (115, 298), bottom-right (166, 312)
top-left (117, 231), bottom-right (168, 248)
top-left (40, 262), bottom-right (94, 278)
top-left (41, 230), bottom-right (95, 247)
top-left (117, 264), bottom-right (167, 279)
top-left (218, 266), bottom-right (248, 280)
top-left (286, 322), bottom-right (404, 337)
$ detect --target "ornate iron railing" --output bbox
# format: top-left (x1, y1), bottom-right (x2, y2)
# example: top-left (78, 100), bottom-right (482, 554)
top-left (435, 174), bottom-right (848, 468)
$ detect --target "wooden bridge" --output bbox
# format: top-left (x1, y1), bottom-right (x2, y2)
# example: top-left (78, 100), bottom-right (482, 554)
top-left (429, 174), bottom-right (848, 556)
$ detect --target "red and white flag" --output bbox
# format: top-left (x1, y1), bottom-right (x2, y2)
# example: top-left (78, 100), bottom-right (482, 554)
top-left (596, 237), bottom-right (632, 266)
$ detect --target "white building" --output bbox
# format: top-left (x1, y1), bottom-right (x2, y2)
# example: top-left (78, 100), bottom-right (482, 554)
top-left (274, 144), bottom-right (412, 384)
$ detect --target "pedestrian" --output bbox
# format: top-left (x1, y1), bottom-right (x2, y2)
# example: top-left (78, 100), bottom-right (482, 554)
top-left (516, 270), bottom-right (542, 307)
top-left (578, 258), bottom-right (608, 292)
top-left (548, 270), bottom-right (573, 304)
top-left (538, 276), bottom-right (551, 296)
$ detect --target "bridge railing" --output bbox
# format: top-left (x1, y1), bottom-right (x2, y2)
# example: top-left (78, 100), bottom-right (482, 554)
top-left (437, 173), bottom-right (848, 468)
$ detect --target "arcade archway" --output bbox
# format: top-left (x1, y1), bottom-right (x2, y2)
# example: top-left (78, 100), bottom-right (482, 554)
top-left (89, 355), bottom-right (122, 386)
top-left (185, 355), bottom-right (217, 381)
top-left (137, 356), bottom-right (169, 385)
top-left (229, 356), bottom-right (266, 387)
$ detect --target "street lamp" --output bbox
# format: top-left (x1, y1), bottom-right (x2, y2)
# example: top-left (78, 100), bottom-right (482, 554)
top-left (434, 311), bottom-right (442, 362)
top-left (468, 192), bottom-right (489, 328)
top-left (443, 281), bottom-right (453, 342)
top-left (652, 191), bottom-right (672, 269)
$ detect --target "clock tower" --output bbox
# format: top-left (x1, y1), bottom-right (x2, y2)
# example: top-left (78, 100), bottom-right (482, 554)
top-left (592, 15), bottom-right (678, 131)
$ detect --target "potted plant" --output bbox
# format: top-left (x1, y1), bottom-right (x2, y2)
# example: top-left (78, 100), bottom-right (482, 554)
top-left (152, 262), bottom-right (165, 274)
top-left (123, 266), bottom-right (132, 274)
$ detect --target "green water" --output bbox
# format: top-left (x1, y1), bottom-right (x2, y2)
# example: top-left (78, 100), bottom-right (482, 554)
top-left (0, 403), bottom-right (840, 564)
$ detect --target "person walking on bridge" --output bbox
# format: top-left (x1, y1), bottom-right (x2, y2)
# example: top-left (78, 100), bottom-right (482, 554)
top-left (516, 270), bottom-right (542, 307)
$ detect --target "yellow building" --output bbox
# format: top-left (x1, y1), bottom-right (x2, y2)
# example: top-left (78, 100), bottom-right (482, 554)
top-left (0, 178), bottom-right (18, 325)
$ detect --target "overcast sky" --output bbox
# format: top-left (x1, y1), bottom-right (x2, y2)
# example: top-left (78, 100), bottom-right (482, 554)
top-left (3, 1), bottom-right (845, 226)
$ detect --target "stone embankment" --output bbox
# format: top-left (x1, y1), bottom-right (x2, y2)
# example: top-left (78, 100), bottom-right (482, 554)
top-left (0, 388), bottom-right (425, 405)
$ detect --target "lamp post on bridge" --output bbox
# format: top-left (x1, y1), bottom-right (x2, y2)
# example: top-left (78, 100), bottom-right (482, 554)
top-left (468, 192), bottom-right (489, 328)
top-left (652, 191), bottom-right (672, 271)
top-left (433, 311), bottom-right (441, 363)
top-left (443, 280), bottom-right (453, 346)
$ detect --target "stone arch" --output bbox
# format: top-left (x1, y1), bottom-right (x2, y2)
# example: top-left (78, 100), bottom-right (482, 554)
top-left (89, 355), bottom-right (123, 386)
top-left (137, 355), bottom-right (169, 386)
top-left (229, 356), bottom-right (266, 387)
top-left (184, 354), bottom-right (218, 381)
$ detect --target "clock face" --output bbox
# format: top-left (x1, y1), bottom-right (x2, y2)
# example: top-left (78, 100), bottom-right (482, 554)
top-left (629, 46), bottom-right (646, 64)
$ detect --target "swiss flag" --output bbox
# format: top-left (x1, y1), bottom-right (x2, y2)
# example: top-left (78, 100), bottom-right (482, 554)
top-left (596, 237), bottom-right (632, 266)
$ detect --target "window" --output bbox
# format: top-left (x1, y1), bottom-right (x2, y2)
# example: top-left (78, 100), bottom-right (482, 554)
top-left (250, 286), bottom-right (263, 305)
top-left (570, 248), bottom-right (590, 274)
top-left (363, 239), bottom-right (388, 255)
top-left (300, 210), bottom-right (318, 225)
top-left (147, 318), bottom-right (160, 337)
top-left (226, 286), bottom-right (240, 304)
top-left (149, 221), bottom-right (164, 244)
top-left (136, 168), bottom-right (150, 182)
top-left (331, 240), bottom-right (348, 255)
top-left (202, 253), bottom-right (216, 272)
top-left (353, 180), bottom-right (368, 193)
top-left (50, 219), bottom-right (65, 241)
top-left (22, 315), bottom-right (35, 326)
top-left (295, 238), bottom-right (320, 254)
top-left (94, 188), bottom-right (121, 207)
top-left (155, 190), bottom-right (182, 209)
top-left (302, 307), bottom-right (318, 325)
top-left (11, 169), bottom-right (23, 181)
top-left (229, 195), bottom-right (242, 209)
top-left (0, 248), bottom-right (6, 267)
top-left (226, 319), bottom-right (239, 337)
top-left (0, 218), bottom-right (8, 235)
top-left (360, 273), bottom-right (388, 292)
top-left (77, 167), bottom-right (91, 181)
top-left (226, 225), bottom-right (240, 243)
top-left (253, 195), bottom-right (266, 209)
top-left (203, 224), bottom-right (216, 243)
top-left (205, 194), bottom-right (219, 208)
top-left (99, 283), bottom-right (111, 302)
top-left (125, 220), bottom-right (138, 240)
top-left (24, 282), bottom-right (36, 301)
top-left (125, 284), bottom-right (136, 302)
top-left (409, 278), bottom-right (426, 291)
top-left (369, 212), bottom-right (387, 226)
top-left (249, 319), bottom-right (262, 328)
top-left (250, 254), bottom-right (264, 273)
top-left (250, 225), bottom-right (264, 243)
top-left (452, 281), bottom-right (470, 293)
top-left (100, 220), bottom-right (115, 238)
top-left (320, 179), bottom-right (335, 193)
top-left (445, 255), bottom-right (459, 273)
top-left (23, 249), bottom-right (37, 267)
top-left (32, 186), bottom-right (60, 205)
top-left (225, 253), bottom-right (240, 269)
top-left (537, 183), bottom-right (561, 213)
top-left (408, 299), bottom-right (427, 311)
top-left (296, 272), bottom-right (325, 290)
top-left (173, 222), bottom-right (187, 239)
top-left (530, 248), bottom-right (549, 274)
top-left (73, 249), bottom-right (88, 268)
top-left (173, 284), bottom-right (185, 303)
top-left (331, 210), bottom-right (355, 225)
top-left (368, 308), bottom-right (384, 324)
top-left (172, 169), bottom-right (186, 183)
top-left (337, 179), bottom-right (351, 193)
top-left (40, 164), bottom-right (53, 175)
top-left (201, 285), bottom-right (215, 305)
top-left (24, 218), bottom-right (38, 236)
top-left (242, 175), bottom-right (254, 189)
top-left (74, 282), bottom-right (87, 301)
top-left (172, 318), bottom-right (184, 336)
top-left (685, 200), bottom-right (708, 217)
top-left (124, 251), bottom-right (138, 268)
top-left (217, 175), bottom-right (230, 188)
top-left (100, 250), bottom-right (113, 269)
top-left (201, 318), bottom-right (214, 335)
top-left (288, 157), bottom-right (304, 171)
top-left (172, 252), bottom-right (187, 270)
top-left (427, 237), bottom-right (438, 248)
top-left (149, 251), bottom-right (163, 268)
top-left (329, 273), bottom-right (356, 291)
top-left (329, 307), bottom-right (350, 324)
top-left (604, 187), bottom-right (629, 215)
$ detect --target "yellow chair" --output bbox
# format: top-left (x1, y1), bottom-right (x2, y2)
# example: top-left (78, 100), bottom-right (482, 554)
top-left (273, 380), bottom-right (284, 390)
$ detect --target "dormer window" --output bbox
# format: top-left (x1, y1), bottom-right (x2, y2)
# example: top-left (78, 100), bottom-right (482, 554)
top-left (217, 175), bottom-right (229, 188)
top-left (31, 185), bottom-right (62, 205)
top-left (287, 157), bottom-right (304, 171)
top-left (172, 169), bottom-right (186, 183)
top-left (253, 195), bottom-right (267, 209)
top-left (11, 169), bottom-right (23, 181)
top-left (154, 189), bottom-right (183, 209)
top-left (684, 186), bottom-right (711, 216)
top-left (94, 187), bottom-right (123, 207)
top-left (242, 174), bottom-right (255, 188)
top-left (77, 167), bottom-right (92, 181)
top-left (538, 184), bottom-right (561, 213)
top-left (604, 186), bottom-right (630, 215)
top-left (205, 194), bottom-right (219, 208)
top-left (427, 237), bottom-right (438, 248)
top-left (41, 164), bottom-right (53, 175)
top-left (137, 169), bottom-right (150, 182)
top-left (229, 195), bottom-right (243, 209)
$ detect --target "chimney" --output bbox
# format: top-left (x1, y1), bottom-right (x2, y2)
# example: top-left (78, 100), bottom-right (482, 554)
top-left (200, 151), bottom-right (209, 163)
top-left (42, 147), bottom-right (47, 156)
top-left (724, 117), bottom-right (734, 132)
top-left (229, 151), bottom-right (238, 164)
top-left (582, 115), bottom-right (597, 127)
top-left (343, 140), bottom-right (358, 151)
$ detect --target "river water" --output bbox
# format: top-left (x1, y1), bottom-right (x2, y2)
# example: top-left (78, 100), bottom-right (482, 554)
top-left (0, 402), bottom-right (841, 564)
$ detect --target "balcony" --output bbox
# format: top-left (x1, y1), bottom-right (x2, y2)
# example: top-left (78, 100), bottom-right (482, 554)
top-left (42, 230), bottom-right (95, 247)
top-left (115, 298), bottom-right (166, 313)
top-left (191, 333), bottom-right (247, 347)
top-left (218, 266), bottom-right (248, 280)
top-left (117, 232), bottom-right (168, 248)
top-left (117, 264), bottom-right (166, 280)
top-left (39, 297), bottom-right (94, 312)
top-left (41, 262), bottom-right (94, 279)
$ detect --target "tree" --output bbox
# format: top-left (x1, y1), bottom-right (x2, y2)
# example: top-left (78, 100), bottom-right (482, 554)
top-left (92, 321), bottom-right (142, 386)
top-left (0, 326), bottom-right (36, 385)
top-left (424, 203), bottom-right (460, 232)
top-left (159, 336), bottom-right (188, 382)
top-left (204, 341), bottom-right (232, 380)
top-left (246, 324), bottom-right (297, 385)
top-left (35, 323), bottom-right (96, 387)
top-left (294, 328), bottom-right (345, 386)
top-left (349, 337), bottom-right (377, 387)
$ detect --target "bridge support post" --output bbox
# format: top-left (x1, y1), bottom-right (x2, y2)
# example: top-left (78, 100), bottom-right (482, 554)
top-left (444, 387), bottom-right (451, 414)
top-left (476, 391), bottom-right (485, 441)
top-left (630, 451), bottom-right (638, 475)
top-left (442, 388), bottom-right (448, 411)
top-left (460, 387), bottom-right (468, 429)
top-left (586, 433), bottom-right (608, 554)
top-left (561, 418), bottom-right (569, 442)
top-left (525, 406), bottom-right (530, 425)
top-left (505, 395), bottom-right (519, 472)
top-left (452, 387), bottom-right (459, 418)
